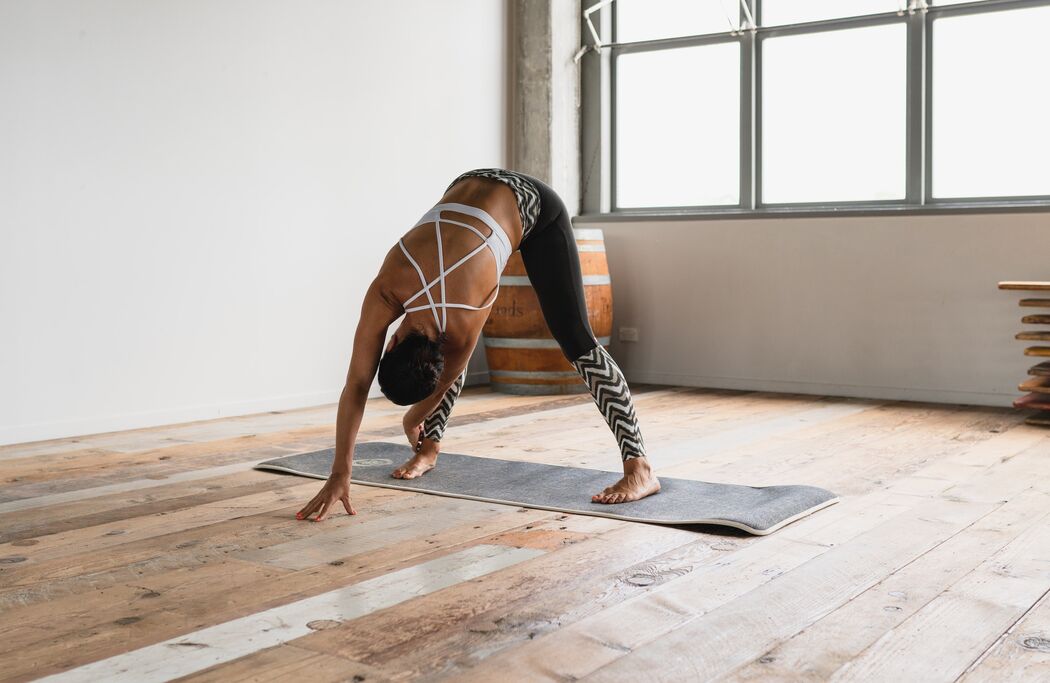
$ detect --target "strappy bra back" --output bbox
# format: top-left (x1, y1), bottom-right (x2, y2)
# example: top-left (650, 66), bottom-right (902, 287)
top-left (399, 202), bottom-right (513, 333)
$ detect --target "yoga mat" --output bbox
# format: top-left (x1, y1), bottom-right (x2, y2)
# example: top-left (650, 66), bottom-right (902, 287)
top-left (256, 442), bottom-right (838, 535)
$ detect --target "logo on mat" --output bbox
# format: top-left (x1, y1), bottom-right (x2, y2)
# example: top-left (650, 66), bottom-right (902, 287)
top-left (354, 458), bottom-right (393, 467)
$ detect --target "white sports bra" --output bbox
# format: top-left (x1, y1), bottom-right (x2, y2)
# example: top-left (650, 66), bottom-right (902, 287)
top-left (399, 202), bottom-right (513, 333)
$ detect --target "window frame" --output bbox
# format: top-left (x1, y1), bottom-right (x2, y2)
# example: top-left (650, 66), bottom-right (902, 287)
top-left (581, 0), bottom-right (1050, 218)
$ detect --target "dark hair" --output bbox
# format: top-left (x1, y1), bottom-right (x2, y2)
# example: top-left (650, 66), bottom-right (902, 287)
top-left (377, 331), bottom-right (445, 405)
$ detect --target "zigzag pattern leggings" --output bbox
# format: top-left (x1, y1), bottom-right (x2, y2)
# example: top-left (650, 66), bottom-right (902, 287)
top-left (423, 370), bottom-right (465, 442)
top-left (423, 172), bottom-right (647, 462)
top-left (570, 346), bottom-right (645, 460)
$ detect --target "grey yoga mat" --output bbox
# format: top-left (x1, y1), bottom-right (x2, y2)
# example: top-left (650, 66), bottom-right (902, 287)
top-left (256, 442), bottom-right (838, 535)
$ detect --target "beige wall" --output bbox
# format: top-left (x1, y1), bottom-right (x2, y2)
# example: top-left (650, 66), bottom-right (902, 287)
top-left (586, 211), bottom-right (1050, 407)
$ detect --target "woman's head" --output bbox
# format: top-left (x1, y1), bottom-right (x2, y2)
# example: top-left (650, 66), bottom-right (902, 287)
top-left (377, 330), bottom-right (445, 405)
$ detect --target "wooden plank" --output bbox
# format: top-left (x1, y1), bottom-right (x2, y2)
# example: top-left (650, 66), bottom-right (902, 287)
top-left (32, 544), bottom-right (545, 683)
top-left (724, 489), bottom-right (1050, 681)
top-left (1024, 347), bottom-right (1050, 358)
top-left (586, 443), bottom-right (1050, 681)
top-left (291, 518), bottom-right (701, 674)
top-left (445, 431), bottom-right (1049, 681)
top-left (1026, 412), bottom-right (1050, 427)
top-left (1014, 393), bottom-right (1050, 411)
top-left (177, 644), bottom-right (391, 683)
top-left (1020, 299), bottom-right (1050, 308)
top-left (0, 443), bottom-right (300, 509)
top-left (1029, 362), bottom-right (1050, 378)
top-left (441, 497), bottom-right (913, 682)
top-left (469, 392), bottom-right (878, 490)
top-left (0, 507), bottom-right (557, 673)
top-left (961, 591), bottom-right (1050, 683)
top-left (451, 388), bottom-right (821, 472)
top-left (1019, 376), bottom-right (1050, 395)
top-left (455, 496), bottom-right (994, 683)
top-left (0, 441), bottom-right (271, 486)
top-left (805, 424), bottom-right (1045, 504)
top-left (0, 483), bottom-right (408, 608)
top-left (0, 479), bottom-right (521, 611)
top-left (372, 533), bottom-right (728, 678)
top-left (640, 400), bottom-right (875, 473)
top-left (1022, 314), bottom-right (1050, 324)
top-left (409, 386), bottom-right (860, 481)
top-left (760, 412), bottom-right (1020, 498)
top-left (234, 496), bottom-right (516, 570)
top-left (0, 388), bottom-right (873, 676)
top-left (577, 499), bottom-right (1000, 682)
top-left (7, 389), bottom-right (1050, 682)
top-left (832, 503), bottom-right (1050, 681)
top-left (1017, 331), bottom-right (1050, 342)
top-left (0, 484), bottom-right (336, 569)
top-left (0, 470), bottom-right (300, 544)
top-left (667, 400), bottom-right (1014, 500)
top-left (999, 282), bottom-right (1050, 291)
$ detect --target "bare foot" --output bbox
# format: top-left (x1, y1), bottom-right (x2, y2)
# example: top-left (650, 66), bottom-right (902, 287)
top-left (392, 439), bottom-right (440, 479)
top-left (592, 457), bottom-right (660, 504)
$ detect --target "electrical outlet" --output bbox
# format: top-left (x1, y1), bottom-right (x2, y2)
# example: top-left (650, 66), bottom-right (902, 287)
top-left (619, 327), bottom-right (639, 343)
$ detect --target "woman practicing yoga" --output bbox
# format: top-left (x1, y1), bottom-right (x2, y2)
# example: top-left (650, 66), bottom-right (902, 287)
top-left (296, 169), bottom-right (659, 522)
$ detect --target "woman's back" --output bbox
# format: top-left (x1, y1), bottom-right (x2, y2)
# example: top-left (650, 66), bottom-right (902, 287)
top-left (385, 177), bottom-right (524, 331)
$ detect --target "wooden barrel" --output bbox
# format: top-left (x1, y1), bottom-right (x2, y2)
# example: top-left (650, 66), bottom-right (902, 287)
top-left (483, 228), bottom-right (612, 394)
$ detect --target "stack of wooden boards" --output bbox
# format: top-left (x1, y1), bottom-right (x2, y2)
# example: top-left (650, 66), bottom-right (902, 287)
top-left (998, 281), bottom-right (1050, 427)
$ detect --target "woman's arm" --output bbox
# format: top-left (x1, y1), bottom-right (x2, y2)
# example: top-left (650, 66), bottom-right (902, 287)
top-left (297, 280), bottom-right (400, 522)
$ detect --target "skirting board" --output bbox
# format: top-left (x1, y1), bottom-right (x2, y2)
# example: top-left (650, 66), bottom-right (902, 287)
top-left (624, 371), bottom-right (1017, 409)
top-left (0, 389), bottom-right (341, 447)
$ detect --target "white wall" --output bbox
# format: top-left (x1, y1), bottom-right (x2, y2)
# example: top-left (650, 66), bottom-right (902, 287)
top-left (591, 211), bottom-right (1050, 407)
top-left (0, 0), bottom-right (507, 445)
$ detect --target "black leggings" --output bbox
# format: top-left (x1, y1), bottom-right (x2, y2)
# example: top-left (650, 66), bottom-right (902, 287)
top-left (423, 170), bottom-right (646, 462)
top-left (518, 174), bottom-right (599, 361)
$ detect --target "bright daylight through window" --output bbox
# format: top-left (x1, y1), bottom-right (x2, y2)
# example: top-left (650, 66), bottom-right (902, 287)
top-left (596, 0), bottom-right (1050, 213)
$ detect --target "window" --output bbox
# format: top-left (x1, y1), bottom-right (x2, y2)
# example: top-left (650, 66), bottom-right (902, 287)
top-left (585, 0), bottom-right (1050, 213)
top-left (931, 4), bottom-right (1050, 198)
top-left (762, 23), bottom-right (906, 203)
top-left (616, 43), bottom-right (740, 208)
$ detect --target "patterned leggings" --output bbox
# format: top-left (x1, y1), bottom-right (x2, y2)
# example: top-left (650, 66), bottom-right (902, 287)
top-left (423, 346), bottom-right (644, 461)
top-left (422, 169), bottom-right (646, 462)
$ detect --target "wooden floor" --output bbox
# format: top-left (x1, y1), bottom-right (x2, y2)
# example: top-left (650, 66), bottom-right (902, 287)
top-left (2, 386), bottom-right (1050, 682)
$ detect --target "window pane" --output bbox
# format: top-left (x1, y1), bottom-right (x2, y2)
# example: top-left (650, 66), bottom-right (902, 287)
top-left (932, 5), bottom-right (1050, 198)
top-left (616, 44), bottom-right (740, 208)
top-left (761, 24), bottom-right (906, 203)
top-left (617, 0), bottom-right (738, 43)
top-left (761, 0), bottom-right (898, 26)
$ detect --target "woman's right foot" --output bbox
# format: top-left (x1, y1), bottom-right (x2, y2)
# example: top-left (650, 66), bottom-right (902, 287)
top-left (591, 457), bottom-right (660, 504)
top-left (392, 439), bottom-right (440, 479)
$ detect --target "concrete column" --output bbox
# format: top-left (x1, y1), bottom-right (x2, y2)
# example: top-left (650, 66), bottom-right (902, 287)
top-left (508, 0), bottom-right (581, 215)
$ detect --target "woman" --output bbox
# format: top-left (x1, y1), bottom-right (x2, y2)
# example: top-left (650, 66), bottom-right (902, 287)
top-left (296, 169), bottom-right (659, 522)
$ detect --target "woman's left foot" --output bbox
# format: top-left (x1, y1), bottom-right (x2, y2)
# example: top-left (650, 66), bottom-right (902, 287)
top-left (592, 457), bottom-right (660, 504)
top-left (392, 438), bottom-right (440, 479)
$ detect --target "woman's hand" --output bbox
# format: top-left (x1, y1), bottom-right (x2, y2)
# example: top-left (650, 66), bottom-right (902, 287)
top-left (403, 414), bottom-right (424, 452)
top-left (296, 474), bottom-right (356, 522)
